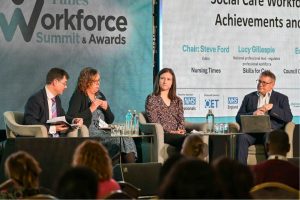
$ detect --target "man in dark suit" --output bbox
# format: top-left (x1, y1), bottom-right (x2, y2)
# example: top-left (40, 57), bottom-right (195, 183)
top-left (24, 68), bottom-right (84, 137)
top-left (252, 129), bottom-right (299, 189)
top-left (236, 70), bottom-right (293, 164)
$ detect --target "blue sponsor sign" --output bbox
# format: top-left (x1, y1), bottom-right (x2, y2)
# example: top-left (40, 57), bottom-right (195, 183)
top-left (204, 99), bottom-right (219, 108)
top-left (184, 97), bottom-right (196, 105)
top-left (228, 97), bottom-right (238, 104)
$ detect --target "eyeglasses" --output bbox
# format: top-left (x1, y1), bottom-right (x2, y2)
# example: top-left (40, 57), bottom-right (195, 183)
top-left (56, 80), bottom-right (67, 87)
top-left (91, 79), bottom-right (100, 85)
top-left (256, 80), bottom-right (272, 86)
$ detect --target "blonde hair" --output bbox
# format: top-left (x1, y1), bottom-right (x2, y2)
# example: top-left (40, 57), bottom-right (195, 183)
top-left (182, 134), bottom-right (207, 159)
top-left (72, 140), bottom-right (112, 181)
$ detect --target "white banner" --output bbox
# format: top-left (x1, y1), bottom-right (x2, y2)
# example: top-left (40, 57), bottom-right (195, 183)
top-left (161, 0), bottom-right (300, 117)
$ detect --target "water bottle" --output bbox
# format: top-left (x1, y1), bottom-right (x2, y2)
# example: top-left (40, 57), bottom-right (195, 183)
top-left (132, 110), bottom-right (139, 135)
top-left (206, 109), bottom-right (214, 133)
top-left (125, 110), bottom-right (133, 135)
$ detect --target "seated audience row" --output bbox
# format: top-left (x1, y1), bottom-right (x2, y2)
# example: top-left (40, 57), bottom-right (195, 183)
top-left (1, 130), bottom-right (298, 199)
top-left (0, 140), bottom-right (122, 199)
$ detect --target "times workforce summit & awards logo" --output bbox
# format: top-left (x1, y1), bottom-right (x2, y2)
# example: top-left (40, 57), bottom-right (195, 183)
top-left (0, 0), bottom-right (128, 44)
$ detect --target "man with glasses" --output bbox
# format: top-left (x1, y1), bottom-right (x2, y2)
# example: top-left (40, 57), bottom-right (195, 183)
top-left (24, 68), bottom-right (85, 137)
top-left (235, 70), bottom-right (293, 164)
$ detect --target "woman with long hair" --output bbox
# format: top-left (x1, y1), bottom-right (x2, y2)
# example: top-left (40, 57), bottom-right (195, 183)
top-left (145, 68), bottom-right (186, 151)
top-left (72, 140), bottom-right (120, 199)
top-left (68, 67), bottom-right (137, 163)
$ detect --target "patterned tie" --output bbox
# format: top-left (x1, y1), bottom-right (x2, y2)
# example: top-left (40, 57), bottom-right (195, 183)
top-left (51, 97), bottom-right (57, 118)
top-left (51, 97), bottom-right (59, 137)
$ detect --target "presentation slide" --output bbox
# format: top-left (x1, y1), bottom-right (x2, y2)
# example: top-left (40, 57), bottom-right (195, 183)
top-left (160, 0), bottom-right (300, 119)
top-left (0, 0), bottom-right (152, 129)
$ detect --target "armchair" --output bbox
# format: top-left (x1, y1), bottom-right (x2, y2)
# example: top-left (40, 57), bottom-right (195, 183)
top-left (138, 112), bottom-right (206, 163)
top-left (3, 111), bottom-right (48, 138)
top-left (3, 111), bottom-right (89, 138)
top-left (246, 122), bottom-right (295, 165)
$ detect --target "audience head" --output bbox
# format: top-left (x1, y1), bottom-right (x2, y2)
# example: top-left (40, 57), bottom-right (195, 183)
top-left (153, 68), bottom-right (177, 100)
top-left (4, 151), bottom-right (41, 190)
top-left (45, 67), bottom-right (69, 95)
top-left (257, 70), bottom-right (275, 95)
top-left (213, 157), bottom-right (254, 199)
top-left (159, 158), bottom-right (221, 199)
top-left (76, 67), bottom-right (100, 94)
top-left (72, 140), bottom-right (112, 181)
top-left (181, 133), bottom-right (208, 161)
top-left (266, 129), bottom-right (290, 156)
top-left (55, 166), bottom-right (98, 199)
top-left (159, 154), bottom-right (186, 184)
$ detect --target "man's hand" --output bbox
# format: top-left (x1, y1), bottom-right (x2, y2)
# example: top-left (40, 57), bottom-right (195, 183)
top-left (73, 118), bottom-right (83, 127)
top-left (255, 103), bottom-right (273, 115)
top-left (55, 124), bottom-right (69, 132)
top-left (262, 103), bottom-right (273, 111)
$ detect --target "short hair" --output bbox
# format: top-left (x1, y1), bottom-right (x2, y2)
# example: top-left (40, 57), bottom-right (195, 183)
top-left (56, 166), bottom-right (98, 199)
top-left (213, 157), bottom-right (254, 199)
top-left (4, 151), bottom-right (41, 189)
top-left (153, 68), bottom-right (177, 100)
top-left (267, 129), bottom-right (290, 154)
top-left (181, 133), bottom-right (208, 159)
top-left (46, 68), bottom-right (69, 84)
top-left (76, 67), bottom-right (99, 93)
top-left (159, 159), bottom-right (221, 199)
top-left (260, 70), bottom-right (276, 81)
top-left (72, 140), bottom-right (112, 180)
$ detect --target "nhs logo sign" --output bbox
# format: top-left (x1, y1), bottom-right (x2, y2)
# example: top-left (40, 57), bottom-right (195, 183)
top-left (228, 97), bottom-right (238, 104)
top-left (184, 97), bottom-right (196, 105)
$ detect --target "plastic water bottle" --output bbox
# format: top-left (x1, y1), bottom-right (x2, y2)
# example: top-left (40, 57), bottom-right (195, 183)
top-left (206, 109), bottom-right (214, 133)
top-left (132, 110), bottom-right (139, 135)
top-left (125, 110), bottom-right (133, 135)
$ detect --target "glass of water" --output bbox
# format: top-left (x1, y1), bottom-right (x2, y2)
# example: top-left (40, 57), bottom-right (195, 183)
top-left (219, 123), bottom-right (225, 134)
top-left (224, 123), bottom-right (229, 133)
top-left (214, 123), bottom-right (220, 133)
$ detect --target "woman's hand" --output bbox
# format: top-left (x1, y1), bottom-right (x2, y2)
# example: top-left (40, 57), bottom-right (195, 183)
top-left (90, 99), bottom-right (108, 112)
top-left (170, 129), bottom-right (186, 134)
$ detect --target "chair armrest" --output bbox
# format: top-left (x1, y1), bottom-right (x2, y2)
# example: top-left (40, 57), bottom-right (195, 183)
top-left (184, 122), bottom-right (206, 132)
top-left (285, 122), bottom-right (295, 158)
top-left (7, 123), bottom-right (48, 138)
top-left (139, 122), bottom-right (164, 163)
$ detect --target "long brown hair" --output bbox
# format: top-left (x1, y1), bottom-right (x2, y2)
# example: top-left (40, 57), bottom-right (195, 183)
top-left (5, 151), bottom-right (41, 189)
top-left (153, 68), bottom-right (177, 100)
top-left (72, 140), bottom-right (112, 181)
top-left (76, 67), bottom-right (99, 93)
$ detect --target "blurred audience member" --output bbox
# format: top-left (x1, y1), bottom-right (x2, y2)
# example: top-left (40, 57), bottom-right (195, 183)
top-left (213, 157), bottom-right (254, 199)
top-left (72, 140), bottom-right (121, 198)
top-left (56, 166), bottom-right (98, 199)
top-left (159, 154), bottom-right (186, 185)
top-left (159, 158), bottom-right (221, 199)
top-left (0, 151), bottom-right (51, 198)
top-left (181, 133), bottom-right (208, 161)
top-left (252, 129), bottom-right (299, 189)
